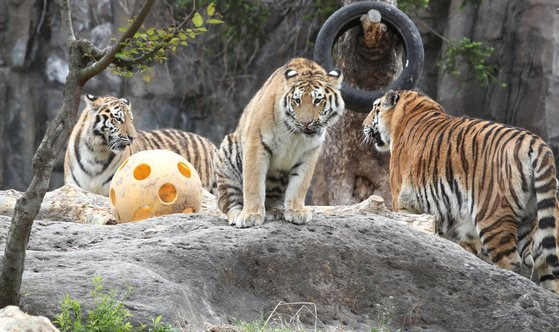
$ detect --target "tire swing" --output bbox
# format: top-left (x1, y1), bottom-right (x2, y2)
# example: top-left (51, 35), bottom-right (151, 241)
top-left (313, 1), bottom-right (424, 113)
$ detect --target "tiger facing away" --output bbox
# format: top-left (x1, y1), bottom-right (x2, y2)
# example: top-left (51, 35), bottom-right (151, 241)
top-left (64, 94), bottom-right (218, 196)
top-left (363, 89), bottom-right (559, 293)
top-left (217, 58), bottom-right (345, 228)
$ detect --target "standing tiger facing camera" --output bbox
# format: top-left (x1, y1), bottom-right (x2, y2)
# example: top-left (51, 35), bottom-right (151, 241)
top-left (64, 94), bottom-right (219, 196)
top-left (217, 58), bottom-right (345, 228)
top-left (363, 89), bottom-right (559, 293)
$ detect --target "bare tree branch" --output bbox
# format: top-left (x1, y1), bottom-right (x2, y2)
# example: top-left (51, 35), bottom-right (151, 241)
top-left (76, 39), bottom-right (108, 62)
top-left (113, 10), bottom-right (195, 68)
top-left (79, 0), bottom-right (157, 83)
top-left (57, 0), bottom-right (76, 48)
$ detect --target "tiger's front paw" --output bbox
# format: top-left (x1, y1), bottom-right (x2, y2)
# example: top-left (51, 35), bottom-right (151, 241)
top-left (284, 207), bottom-right (312, 225)
top-left (234, 210), bottom-right (265, 228)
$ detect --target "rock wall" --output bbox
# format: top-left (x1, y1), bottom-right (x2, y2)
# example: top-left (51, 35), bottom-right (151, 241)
top-left (436, 0), bottom-right (559, 158)
top-left (0, 0), bottom-right (323, 191)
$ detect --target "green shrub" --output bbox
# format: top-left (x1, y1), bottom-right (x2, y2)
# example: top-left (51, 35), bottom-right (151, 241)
top-left (54, 276), bottom-right (177, 332)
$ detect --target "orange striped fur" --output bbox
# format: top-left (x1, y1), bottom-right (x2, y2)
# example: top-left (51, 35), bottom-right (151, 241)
top-left (363, 90), bottom-right (559, 293)
top-left (216, 58), bottom-right (345, 228)
top-left (64, 94), bottom-right (218, 196)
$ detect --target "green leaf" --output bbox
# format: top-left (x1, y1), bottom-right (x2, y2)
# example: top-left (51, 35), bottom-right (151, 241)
top-left (192, 12), bottom-right (203, 27)
top-left (118, 26), bottom-right (127, 32)
top-left (179, 33), bottom-right (187, 40)
top-left (207, 2), bottom-right (215, 16)
top-left (147, 28), bottom-right (155, 35)
top-left (206, 19), bottom-right (224, 24)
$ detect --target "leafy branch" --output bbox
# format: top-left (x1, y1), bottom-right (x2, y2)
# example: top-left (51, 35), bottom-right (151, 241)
top-left (400, 0), bottom-right (501, 86)
top-left (111, 2), bottom-right (223, 79)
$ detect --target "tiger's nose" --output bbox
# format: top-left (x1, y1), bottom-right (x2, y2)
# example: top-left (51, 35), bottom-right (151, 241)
top-left (301, 121), bottom-right (312, 128)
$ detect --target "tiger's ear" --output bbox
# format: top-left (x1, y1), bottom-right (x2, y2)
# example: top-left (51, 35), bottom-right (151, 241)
top-left (385, 90), bottom-right (399, 107)
top-left (84, 94), bottom-right (98, 112)
top-left (120, 97), bottom-right (131, 106)
top-left (285, 69), bottom-right (298, 80)
top-left (327, 69), bottom-right (343, 89)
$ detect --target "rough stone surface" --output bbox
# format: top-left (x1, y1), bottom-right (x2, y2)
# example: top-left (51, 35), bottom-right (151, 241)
top-left (0, 185), bottom-right (116, 224)
top-left (0, 305), bottom-right (59, 332)
top-left (1, 210), bottom-right (558, 331)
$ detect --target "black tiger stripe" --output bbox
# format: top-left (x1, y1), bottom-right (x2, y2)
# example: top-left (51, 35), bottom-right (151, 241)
top-left (148, 131), bottom-right (165, 149)
top-left (260, 134), bottom-right (273, 156)
top-left (102, 173), bottom-right (114, 186)
top-left (541, 236), bottom-right (557, 249)
top-left (492, 247), bottom-right (518, 264)
top-left (70, 168), bottom-right (82, 188)
top-left (537, 198), bottom-right (556, 210)
top-left (74, 126), bottom-right (94, 176)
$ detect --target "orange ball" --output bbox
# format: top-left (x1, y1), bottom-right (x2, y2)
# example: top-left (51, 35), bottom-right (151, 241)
top-left (109, 149), bottom-right (202, 223)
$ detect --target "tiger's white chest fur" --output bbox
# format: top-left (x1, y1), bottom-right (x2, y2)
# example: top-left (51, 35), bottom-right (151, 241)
top-left (262, 125), bottom-right (324, 174)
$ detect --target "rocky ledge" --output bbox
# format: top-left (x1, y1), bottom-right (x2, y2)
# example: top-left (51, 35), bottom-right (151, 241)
top-left (0, 187), bottom-right (558, 331)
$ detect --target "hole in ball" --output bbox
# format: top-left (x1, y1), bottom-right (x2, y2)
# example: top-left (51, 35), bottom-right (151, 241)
top-left (134, 205), bottom-right (153, 221)
top-left (134, 164), bottom-right (151, 180)
top-left (159, 183), bottom-right (177, 204)
top-left (178, 162), bottom-right (191, 178)
top-left (110, 189), bottom-right (116, 206)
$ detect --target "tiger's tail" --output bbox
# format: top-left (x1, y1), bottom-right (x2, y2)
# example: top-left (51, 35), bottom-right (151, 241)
top-left (531, 142), bottom-right (559, 289)
top-left (216, 133), bottom-right (244, 222)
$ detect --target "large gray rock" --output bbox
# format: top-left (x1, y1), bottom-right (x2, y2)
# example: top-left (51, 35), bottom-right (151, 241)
top-left (1, 211), bottom-right (558, 331)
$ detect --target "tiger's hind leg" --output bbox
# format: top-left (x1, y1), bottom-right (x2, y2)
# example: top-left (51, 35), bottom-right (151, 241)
top-left (477, 214), bottom-right (523, 274)
top-left (265, 174), bottom-right (287, 221)
top-left (216, 134), bottom-right (244, 225)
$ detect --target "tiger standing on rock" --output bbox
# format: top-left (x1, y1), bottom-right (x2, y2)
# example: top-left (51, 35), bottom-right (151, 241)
top-left (64, 94), bottom-right (219, 196)
top-left (363, 89), bottom-right (559, 294)
top-left (217, 58), bottom-right (345, 228)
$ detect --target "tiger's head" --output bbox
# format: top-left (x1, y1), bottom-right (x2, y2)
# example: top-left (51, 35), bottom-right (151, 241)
top-left (280, 58), bottom-right (345, 137)
top-left (363, 89), bottom-right (401, 152)
top-left (84, 94), bottom-right (137, 152)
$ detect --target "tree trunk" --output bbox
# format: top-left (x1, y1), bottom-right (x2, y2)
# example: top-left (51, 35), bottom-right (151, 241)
top-left (0, 0), bottom-right (156, 307)
top-left (311, 0), bottom-right (403, 206)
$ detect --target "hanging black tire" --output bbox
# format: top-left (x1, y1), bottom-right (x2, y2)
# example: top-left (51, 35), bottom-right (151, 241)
top-left (313, 1), bottom-right (424, 113)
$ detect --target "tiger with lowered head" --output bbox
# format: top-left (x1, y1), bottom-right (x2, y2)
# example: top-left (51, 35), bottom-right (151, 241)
top-left (363, 89), bottom-right (559, 293)
top-left (217, 58), bottom-right (344, 228)
top-left (64, 94), bottom-right (218, 196)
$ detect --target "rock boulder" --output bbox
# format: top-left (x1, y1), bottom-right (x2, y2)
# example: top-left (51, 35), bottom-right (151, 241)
top-left (1, 206), bottom-right (558, 331)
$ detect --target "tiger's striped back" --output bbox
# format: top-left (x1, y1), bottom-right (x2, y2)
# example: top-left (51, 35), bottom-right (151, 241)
top-left (64, 95), bottom-right (218, 196)
top-left (363, 89), bottom-right (559, 293)
top-left (132, 128), bottom-right (218, 193)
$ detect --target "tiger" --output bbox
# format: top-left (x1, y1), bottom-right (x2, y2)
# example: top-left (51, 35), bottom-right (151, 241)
top-left (64, 94), bottom-right (219, 196)
top-left (363, 89), bottom-right (559, 293)
top-left (216, 58), bottom-right (345, 228)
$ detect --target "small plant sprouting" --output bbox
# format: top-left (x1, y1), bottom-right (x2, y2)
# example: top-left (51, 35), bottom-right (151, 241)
top-left (370, 296), bottom-right (401, 332)
top-left (54, 276), bottom-right (177, 332)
